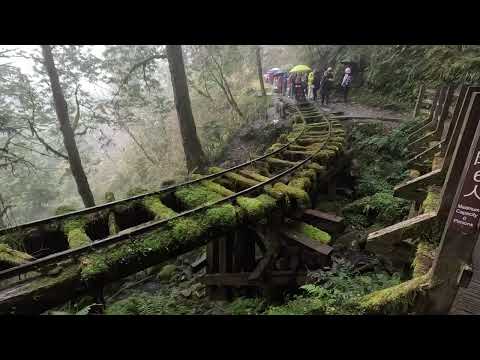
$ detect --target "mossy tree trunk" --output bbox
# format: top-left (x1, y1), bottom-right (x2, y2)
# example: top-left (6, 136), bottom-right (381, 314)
top-left (166, 45), bottom-right (208, 173)
top-left (256, 46), bottom-right (266, 97)
top-left (41, 45), bottom-right (96, 208)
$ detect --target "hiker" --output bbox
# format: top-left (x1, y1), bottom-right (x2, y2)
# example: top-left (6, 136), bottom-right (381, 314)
top-left (282, 73), bottom-right (288, 96)
top-left (307, 71), bottom-right (314, 100)
top-left (301, 73), bottom-right (308, 98)
top-left (341, 66), bottom-right (353, 103)
top-left (288, 73), bottom-right (296, 98)
top-left (294, 73), bottom-right (305, 102)
top-left (320, 67), bottom-right (334, 105)
top-left (312, 69), bottom-right (322, 101)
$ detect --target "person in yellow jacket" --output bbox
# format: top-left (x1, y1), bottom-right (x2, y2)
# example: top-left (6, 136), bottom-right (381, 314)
top-left (307, 71), bottom-right (314, 100)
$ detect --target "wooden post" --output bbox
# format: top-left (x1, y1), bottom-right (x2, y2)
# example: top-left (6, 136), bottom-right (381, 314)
top-left (425, 88), bottom-right (441, 125)
top-left (427, 92), bottom-right (480, 314)
top-left (441, 86), bottom-right (480, 165)
top-left (327, 178), bottom-right (336, 201)
top-left (413, 84), bottom-right (425, 119)
top-left (432, 86), bottom-right (454, 141)
top-left (429, 87), bottom-right (448, 131)
top-left (206, 238), bottom-right (219, 299)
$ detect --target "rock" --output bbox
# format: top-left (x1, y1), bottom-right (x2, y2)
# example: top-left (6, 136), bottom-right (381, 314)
top-left (47, 311), bottom-right (71, 315)
top-left (180, 289), bottom-right (192, 298)
top-left (335, 230), bottom-right (367, 248)
top-left (156, 264), bottom-right (177, 281)
top-left (146, 264), bottom-right (164, 276)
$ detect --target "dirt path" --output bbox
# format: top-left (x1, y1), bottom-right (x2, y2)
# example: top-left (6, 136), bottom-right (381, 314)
top-left (318, 99), bottom-right (409, 120)
top-left (217, 96), bottom-right (409, 169)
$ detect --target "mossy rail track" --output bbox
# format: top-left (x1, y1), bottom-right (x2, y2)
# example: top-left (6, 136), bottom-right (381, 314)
top-left (0, 99), bottom-right (345, 314)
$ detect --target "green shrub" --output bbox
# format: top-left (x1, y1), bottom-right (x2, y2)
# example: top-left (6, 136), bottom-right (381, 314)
top-left (266, 263), bottom-right (401, 315)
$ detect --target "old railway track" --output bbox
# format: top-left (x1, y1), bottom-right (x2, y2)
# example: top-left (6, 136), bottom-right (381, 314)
top-left (0, 99), bottom-right (346, 314)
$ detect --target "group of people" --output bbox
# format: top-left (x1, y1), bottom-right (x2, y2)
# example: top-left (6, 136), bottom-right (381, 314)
top-left (284, 65), bottom-right (353, 105)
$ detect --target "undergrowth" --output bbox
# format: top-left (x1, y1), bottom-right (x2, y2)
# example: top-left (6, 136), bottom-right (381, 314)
top-left (341, 122), bottom-right (413, 228)
top-left (266, 261), bottom-right (401, 315)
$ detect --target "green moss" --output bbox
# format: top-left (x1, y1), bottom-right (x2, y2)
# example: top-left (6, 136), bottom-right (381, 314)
top-left (412, 242), bottom-right (436, 278)
top-left (170, 217), bottom-right (205, 246)
top-left (237, 197), bottom-right (266, 220)
top-left (143, 196), bottom-right (177, 219)
top-left (422, 187), bottom-right (441, 213)
top-left (288, 177), bottom-right (312, 192)
top-left (63, 217), bottom-right (88, 235)
top-left (256, 194), bottom-right (277, 211)
top-left (208, 166), bottom-right (224, 175)
top-left (268, 143), bottom-right (283, 152)
top-left (357, 272), bottom-right (431, 314)
top-left (273, 183), bottom-right (311, 209)
top-left (201, 180), bottom-right (235, 197)
top-left (278, 134), bottom-right (288, 144)
top-left (342, 191), bottom-right (409, 227)
top-left (175, 185), bottom-right (223, 209)
top-left (127, 187), bottom-right (149, 197)
top-left (266, 157), bottom-right (297, 168)
top-left (67, 228), bottom-right (91, 248)
top-left (307, 162), bottom-right (325, 173)
top-left (104, 192), bottom-right (115, 202)
top-left (0, 243), bottom-right (33, 266)
top-left (209, 167), bottom-right (259, 189)
top-left (204, 204), bottom-right (238, 228)
top-left (238, 170), bottom-right (270, 182)
top-left (157, 264), bottom-right (177, 281)
top-left (108, 212), bottom-right (119, 235)
top-left (81, 226), bottom-right (173, 280)
top-left (297, 222), bottom-right (331, 244)
top-left (313, 149), bottom-right (337, 164)
top-left (296, 169), bottom-right (317, 184)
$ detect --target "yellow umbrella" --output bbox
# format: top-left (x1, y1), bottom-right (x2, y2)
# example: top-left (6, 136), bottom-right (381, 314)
top-left (290, 64), bottom-right (312, 73)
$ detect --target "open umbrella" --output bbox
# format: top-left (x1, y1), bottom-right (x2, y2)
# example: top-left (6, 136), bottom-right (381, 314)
top-left (267, 67), bottom-right (281, 73)
top-left (290, 65), bottom-right (312, 73)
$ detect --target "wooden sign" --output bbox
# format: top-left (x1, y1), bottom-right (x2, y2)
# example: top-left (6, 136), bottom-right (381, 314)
top-left (428, 91), bottom-right (480, 314)
top-left (452, 144), bottom-right (480, 234)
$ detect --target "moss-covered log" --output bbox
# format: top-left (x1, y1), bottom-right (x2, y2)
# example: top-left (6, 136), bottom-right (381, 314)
top-left (0, 118), bottom-right (346, 314)
top-left (0, 244), bottom-right (33, 268)
top-left (412, 242), bottom-right (436, 278)
top-left (208, 167), bottom-right (260, 190)
top-left (237, 169), bottom-right (270, 183)
top-left (266, 157), bottom-right (299, 170)
top-left (357, 272), bottom-right (432, 314)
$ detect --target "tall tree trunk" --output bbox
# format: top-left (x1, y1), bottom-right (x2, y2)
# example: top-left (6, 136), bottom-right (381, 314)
top-left (166, 45), bottom-right (208, 173)
top-left (41, 45), bottom-right (96, 208)
top-left (256, 46), bottom-right (266, 97)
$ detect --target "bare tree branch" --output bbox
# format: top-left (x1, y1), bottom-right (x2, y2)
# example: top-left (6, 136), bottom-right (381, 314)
top-left (120, 53), bottom-right (167, 87)
top-left (26, 114), bottom-right (68, 160)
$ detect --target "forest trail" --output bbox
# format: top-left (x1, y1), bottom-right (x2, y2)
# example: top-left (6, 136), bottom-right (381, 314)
top-left (219, 96), bottom-right (407, 169)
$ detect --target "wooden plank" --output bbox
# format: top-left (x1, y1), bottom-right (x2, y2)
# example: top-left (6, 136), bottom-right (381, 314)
top-left (408, 88), bottom-right (444, 140)
top-left (441, 87), bottom-right (480, 166)
top-left (425, 88), bottom-right (441, 125)
top-left (367, 212), bottom-right (438, 244)
top-left (280, 227), bottom-right (333, 256)
top-left (394, 169), bottom-right (443, 200)
top-left (407, 141), bottom-right (443, 165)
top-left (303, 209), bottom-right (344, 224)
top-left (413, 84), bottom-right (425, 118)
top-left (432, 86), bottom-right (454, 141)
top-left (302, 209), bottom-right (345, 234)
top-left (440, 85), bottom-right (468, 157)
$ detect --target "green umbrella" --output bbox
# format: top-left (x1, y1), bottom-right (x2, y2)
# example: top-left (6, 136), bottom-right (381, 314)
top-left (289, 64), bottom-right (312, 73)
